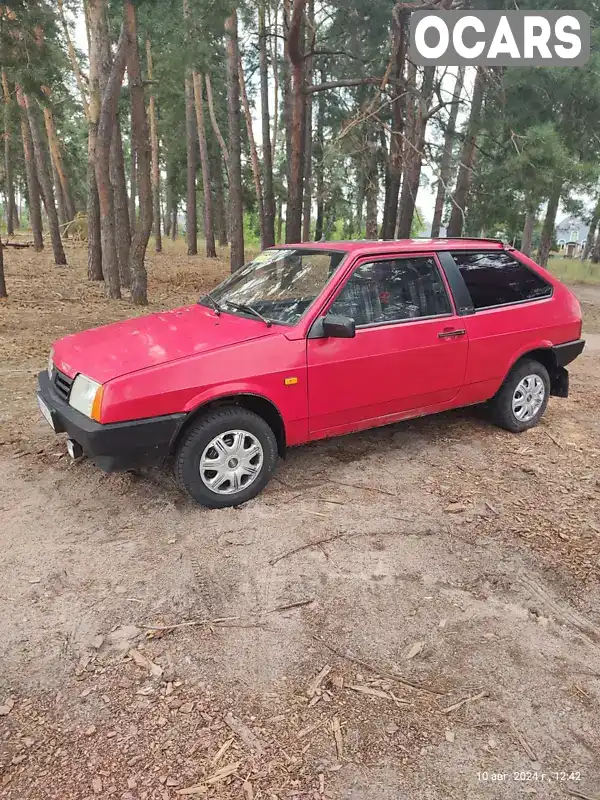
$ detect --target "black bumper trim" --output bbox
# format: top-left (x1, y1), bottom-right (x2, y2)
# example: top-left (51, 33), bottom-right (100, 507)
top-left (553, 339), bottom-right (585, 367)
top-left (37, 371), bottom-right (186, 472)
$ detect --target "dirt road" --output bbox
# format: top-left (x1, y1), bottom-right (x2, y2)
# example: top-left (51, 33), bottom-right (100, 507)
top-left (1, 248), bottom-right (599, 799)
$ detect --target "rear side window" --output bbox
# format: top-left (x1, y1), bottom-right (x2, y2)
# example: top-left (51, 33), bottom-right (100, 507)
top-left (451, 251), bottom-right (552, 311)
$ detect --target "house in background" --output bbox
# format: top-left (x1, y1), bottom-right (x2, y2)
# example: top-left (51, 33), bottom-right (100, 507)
top-left (555, 216), bottom-right (590, 256)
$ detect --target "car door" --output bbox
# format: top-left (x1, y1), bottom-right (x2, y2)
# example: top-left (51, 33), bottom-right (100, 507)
top-left (306, 254), bottom-right (469, 436)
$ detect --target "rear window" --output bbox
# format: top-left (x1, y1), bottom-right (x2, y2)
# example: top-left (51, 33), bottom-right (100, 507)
top-left (451, 251), bottom-right (552, 311)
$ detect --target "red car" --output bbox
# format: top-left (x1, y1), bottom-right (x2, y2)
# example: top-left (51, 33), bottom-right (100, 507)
top-left (37, 239), bottom-right (584, 508)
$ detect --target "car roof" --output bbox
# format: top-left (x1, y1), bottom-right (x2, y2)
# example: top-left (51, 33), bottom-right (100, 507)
top-left (275, 238), bottom-right (506, 256)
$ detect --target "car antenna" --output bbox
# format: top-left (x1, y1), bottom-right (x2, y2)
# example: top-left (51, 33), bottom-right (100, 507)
top-left (317, 217), bottom-right (336, 242)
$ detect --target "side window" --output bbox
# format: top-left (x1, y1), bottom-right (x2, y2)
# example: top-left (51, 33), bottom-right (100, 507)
top-left (452, 251), bottom-right (552, 310)
top-left (329, 257), bottom-right (452, 326)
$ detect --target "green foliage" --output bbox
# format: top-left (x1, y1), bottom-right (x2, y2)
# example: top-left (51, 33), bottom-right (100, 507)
top-left (547, 257), bottom-right (600, 285)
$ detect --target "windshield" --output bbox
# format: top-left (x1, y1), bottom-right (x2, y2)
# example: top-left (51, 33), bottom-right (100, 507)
top-left (200, 248), bottom-right (346, 326)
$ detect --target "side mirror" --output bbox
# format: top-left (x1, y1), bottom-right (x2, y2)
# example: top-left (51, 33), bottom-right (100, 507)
top-left (322, 314), bottom-right (356, 339)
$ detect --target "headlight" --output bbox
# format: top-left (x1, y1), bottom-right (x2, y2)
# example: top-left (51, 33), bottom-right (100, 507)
top-left (48, 348), bottom-right (54, 379)
top-left (69, 374), bottom-right (104, 421)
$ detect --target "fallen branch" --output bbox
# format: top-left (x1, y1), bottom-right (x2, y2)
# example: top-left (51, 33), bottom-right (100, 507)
top-left (307, 664), bottom-right (332, 698)
top-left (505, 718), bottom-right (539, 764)
top-left (143, 601), bottom-right (313, 635)
top-left (270, 528), bottom-right (415, 566)
top-left (326, 478), bottom-right (398, 497)
top-left (311, 635), bottom-right (445, 695)
top-left (331, 715), bottom-right (344, 759)
top-left (143, 615), bottom-right (243, 632)
top-left (269, 598), bottom-right (314, 613)
top-left (564, 789), bottom-right (600, 800)
top-left (224, 713), bottom-right (265, 756)
top-left (543, 429), bottom-right (564, 449)
top-left (520, 573), bottom-right (600, 645)
top-left (2, 241), bottom-right (33, 248)
top-left (269, 533), bottom-right (347, 565)
top-left (442, 690), bottom-right (488, 714)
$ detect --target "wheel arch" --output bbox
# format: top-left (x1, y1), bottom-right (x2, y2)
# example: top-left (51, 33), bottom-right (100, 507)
top-left (503, 345), bottom-right (565, 397)
top-left (170, 393), bottom-right (287, 458)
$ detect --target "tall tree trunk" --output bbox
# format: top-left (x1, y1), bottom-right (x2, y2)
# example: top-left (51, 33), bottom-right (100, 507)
top-left (183, 0), bottom-right (195, 256)
top-left (88, 161), bottom-right (103, 279)
top-left (164, 156), bottom-right (173, 238)
top-left (446, 67), bottom-right (485, 238)
top-left (51, 156), bottom-right (69, 228)
top-left (0, 239), bottom-right (6, 298)
top-left (23, 95), bottom-right (67, 265)
top-left (129, 145), bottom-right (137, 228)
top-left (365, 132), bottom-right (378, 239)
top-left (269, 1), bottom-right (279, 158)
top-left (2, 72), bottom-right (16, 237)
top-left (83, 3), bottom-right (102, 280)
top-left (396, 65), bottom-right (435, 239)
top-left (302, 0), bottom-right (314, 242)
top-left (205, 74), bottom-right (230, 176)
top-left (125, 0), bottom-right (150, 305)
top-left (192, 72), bottom-right (217, 258)
top-left (17, 95), bottom-right (44, 251)
top-left (172, 204), bottom-right (178, 240)
top-left (225, 10), bottom-right (244, 271)
top-left (58, 0), bottom-right (90, 120)
top-left (111, 118), bottom-right (131, 286)
top-left (521, 209), bottom-right (536, 257)
top-left (592, 229), bottom-right (600, 264)
top-left (314, 69), bottom-right (325, 241)
top-left (184, 76), bottom-right (198, 256)
top-left (431, 67), bottom-right (464, 238)
top-left (42, 102), bottom-right (76, 221)
top-left (211, 141), bottom-right (228, 246)
top-left (283, 0), bottom-right (292, 199)
top-left (259, 0), bottom-right (276, 248)
top-left (538, 182), bottom-right (561, 268)
top-left (582, 202), bottom-right (599, 260)
top-left (381, 9), bottom-right (408, 240)
top-left (276, 197), bottom-right (283, 243)
top-left (239, 56), bottom-right (265, 249)
top-left (89, 2), bottom-right (128, 297)
top-left (286, 0), bottom-right (307, 244)
top-left (146, 38), bottom-right (162, 254)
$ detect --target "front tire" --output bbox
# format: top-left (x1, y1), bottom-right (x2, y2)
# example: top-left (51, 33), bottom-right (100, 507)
top-left (174, 407), bottom-right (278, 508)
top-left (489, 358), bottom-right (550, 433)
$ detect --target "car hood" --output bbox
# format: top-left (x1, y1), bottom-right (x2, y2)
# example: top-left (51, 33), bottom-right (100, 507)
top-left (53, 304), bottom-right (278, 384)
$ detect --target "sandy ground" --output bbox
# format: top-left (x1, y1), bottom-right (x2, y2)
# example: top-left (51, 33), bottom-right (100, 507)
top-left (1, 243), bottom-right (600, 800)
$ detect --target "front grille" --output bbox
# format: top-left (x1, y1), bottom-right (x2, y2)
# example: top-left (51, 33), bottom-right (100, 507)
top-left (53, 369), bottom-right (74, 402)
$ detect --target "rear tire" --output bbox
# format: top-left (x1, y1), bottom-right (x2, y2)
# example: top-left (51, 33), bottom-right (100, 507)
top-left (489, 358), bottom-right (550, 433)
top-left (174, 406), bottom-right (278, 508)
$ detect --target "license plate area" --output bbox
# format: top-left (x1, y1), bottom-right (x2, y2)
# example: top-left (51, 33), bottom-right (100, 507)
top-left (37, 395), bottom-right (55, 431)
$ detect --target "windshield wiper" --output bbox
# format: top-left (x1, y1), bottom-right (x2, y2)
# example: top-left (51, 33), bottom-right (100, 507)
top-left (201, 292), bottom-right (222, 315)
top-left (225, 300), bottom-right (273, 327)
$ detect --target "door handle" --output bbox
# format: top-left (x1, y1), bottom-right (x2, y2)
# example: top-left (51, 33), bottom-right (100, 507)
top-left (438, 328), bottom-right (466, 339)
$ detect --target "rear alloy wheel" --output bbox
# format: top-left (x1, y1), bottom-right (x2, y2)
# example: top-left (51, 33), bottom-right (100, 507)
top-left (175, 407), bottom-right (278, 508)
top-left (490, 358), bottom-right (550, 433)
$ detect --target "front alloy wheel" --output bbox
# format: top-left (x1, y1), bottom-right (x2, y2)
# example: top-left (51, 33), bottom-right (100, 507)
top-left (175, 406), bottom-right (278, 508)
top-left (199, 430), bottom-right (264, 495)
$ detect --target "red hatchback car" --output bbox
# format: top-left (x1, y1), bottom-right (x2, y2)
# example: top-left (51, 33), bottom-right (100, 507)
top-left (37, 239), bottom-right (584, 508)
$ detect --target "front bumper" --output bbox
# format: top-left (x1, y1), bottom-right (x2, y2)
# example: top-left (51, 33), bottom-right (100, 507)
top-left (37, 371), bottom-right (185, 472)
